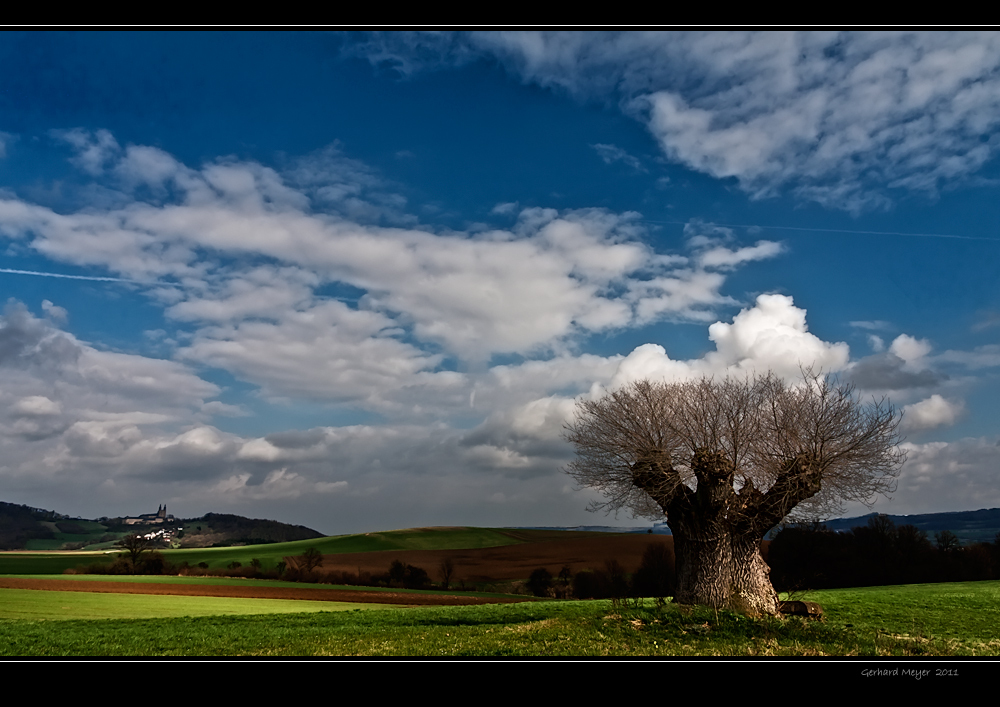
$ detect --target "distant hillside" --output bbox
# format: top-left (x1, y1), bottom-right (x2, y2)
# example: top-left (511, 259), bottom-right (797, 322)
top-left (820, 509), bottom-right (1000, 545)
top-left (177, 512), bottom-right (324, 547)
top-left (0, 502), bottom-right (323, 550)
top-left (0, 502), bottom-right (60, 550)
top-left (553, 511), bottom-right (1000, 547)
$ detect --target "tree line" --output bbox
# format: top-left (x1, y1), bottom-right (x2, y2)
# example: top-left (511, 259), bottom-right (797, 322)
top-left (768, 515), bottom-right (1000, 590)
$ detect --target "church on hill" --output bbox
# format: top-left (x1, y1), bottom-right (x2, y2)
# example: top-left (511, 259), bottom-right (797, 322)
top-left (123, 504), bottom-right (174, 525)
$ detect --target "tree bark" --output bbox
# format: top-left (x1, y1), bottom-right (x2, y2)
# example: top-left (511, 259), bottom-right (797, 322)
top-left (633, 448), bottom-right (782, 616)
top-left (668, 509), bottom-right (779, 616)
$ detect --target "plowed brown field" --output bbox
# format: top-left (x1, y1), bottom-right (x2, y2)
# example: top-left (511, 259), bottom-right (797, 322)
top-left (0, 577), bottom-right (524, 606)
top-left (4, 533), bottom-right (683, 607)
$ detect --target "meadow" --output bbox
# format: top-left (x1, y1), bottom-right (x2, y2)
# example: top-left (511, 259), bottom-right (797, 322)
top-left (2, 526), bottom-right (998, 657)
top-left (1, 574), bottom-right (998, 656)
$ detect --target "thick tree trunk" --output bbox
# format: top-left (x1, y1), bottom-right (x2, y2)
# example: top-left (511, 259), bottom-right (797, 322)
top-left (671, 523), bottom-right (779, 616)
top-left (630, 447), bottom-right (802, 617)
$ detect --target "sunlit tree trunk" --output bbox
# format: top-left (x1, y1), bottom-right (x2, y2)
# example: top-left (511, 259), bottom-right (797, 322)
top-left (668, 506), bottom-right (779, 616)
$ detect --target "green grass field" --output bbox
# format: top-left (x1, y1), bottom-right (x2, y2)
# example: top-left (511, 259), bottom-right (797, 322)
top-left (0, 588), bottom-right (395, 620)
top-left (3, 527), bottom-right (997, 656)
top-left (0, 526), bottom-right (586, 575)
top-left (1, 578), bottom-right (998, 656)
top-left (25, 519), bottom-right (112, 550)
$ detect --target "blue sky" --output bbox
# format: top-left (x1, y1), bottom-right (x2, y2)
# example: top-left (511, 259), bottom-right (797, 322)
top-left (1, 31), bottom-right (998, 534)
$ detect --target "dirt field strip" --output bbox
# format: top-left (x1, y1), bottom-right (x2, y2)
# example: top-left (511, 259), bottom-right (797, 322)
top-left (0, 577), bottom-right (531, 606)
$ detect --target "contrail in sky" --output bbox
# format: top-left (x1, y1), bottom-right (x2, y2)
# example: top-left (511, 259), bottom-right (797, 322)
top-left (0, 268), bottom-right (147, 284)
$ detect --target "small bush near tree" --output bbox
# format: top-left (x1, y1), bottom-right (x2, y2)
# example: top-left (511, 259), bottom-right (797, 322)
top-left (385, 560), bottom-right (430, 589)
top-left (631, 543), bottom-right (676, 599)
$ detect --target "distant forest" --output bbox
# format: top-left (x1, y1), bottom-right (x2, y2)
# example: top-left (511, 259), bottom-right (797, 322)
top-left (181, 513), bottom-right (324, 546)
top-left (0, 502), bottom-right (60, 550)
top-left (769, 515), bottom-right (1000, 590)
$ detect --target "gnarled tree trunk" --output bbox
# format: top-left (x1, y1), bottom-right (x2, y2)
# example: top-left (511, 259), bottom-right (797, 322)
top-left (669, 505), bottom-right (779, 616)
top-left (632, 447), bottom-right (821, 617)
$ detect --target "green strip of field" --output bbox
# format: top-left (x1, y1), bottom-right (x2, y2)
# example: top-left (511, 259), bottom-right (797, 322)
top-left (0, 553), bottom-right (116, 575)
top-left (0, 526), bottom-right (611, 574)
top-left (1, 580), bottom-right (998, 656)
top-left (0, 588), bottom-right (392, 621)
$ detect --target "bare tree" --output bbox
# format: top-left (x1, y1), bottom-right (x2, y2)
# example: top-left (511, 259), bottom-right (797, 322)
top-left (439, 557), bottom-right (455, 590)
top-left (116, 533), bottom-right (151, 574)
top-left (300, 547), bottom-right (324, 572)
top-left (565, 371), bottom-right (904, 616)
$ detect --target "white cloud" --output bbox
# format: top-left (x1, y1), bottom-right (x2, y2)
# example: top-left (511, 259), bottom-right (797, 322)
top-left (0, 141), bottom-right (785, 368)
top-left (52, 128), bottom-right (121, 175)
top-left (490, 201), bottom-right (519, 215)
top-left (13, 396), bottom-right (61, 417)
top-left (850, 320), bottom-right (891, 330)
top-left (696, 240), bottom-right (785, 269)
top-left (889, 333), bottom-right (932, 363)
top-left (591, 143), bottom-right (646, 171)
top-left (40, 299), bottom-right (68, 323)
top-left (609, 293), bottom-right (850, 388)
top-left (210, 468), bottom-right (348, 501)
top-left (115, 145), bottom-right (190, 191)
top-left (901, 395), bottom-right (963, 432)
top-left (177, 299), bottom-right (448, 404)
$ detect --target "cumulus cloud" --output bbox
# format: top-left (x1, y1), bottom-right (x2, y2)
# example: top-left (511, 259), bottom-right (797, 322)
top-left (901, 394), bottom-right (963, 432)
top-left (0, 287), bottom-right (983, 529)
top-left (0, 300), bottom-right (229, 481)
top-left (847, 351), bottom-right (945, 391)
top-left (609, 293), bottom-right (850, 388)
top-left (847, 333), bottom-right (946, 392)
top-left (889, 333), bottom-right (932, 363)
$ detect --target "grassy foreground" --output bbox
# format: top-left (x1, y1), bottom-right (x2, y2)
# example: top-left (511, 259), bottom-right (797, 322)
top-left (1, 580), bottom-right (998, 656)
